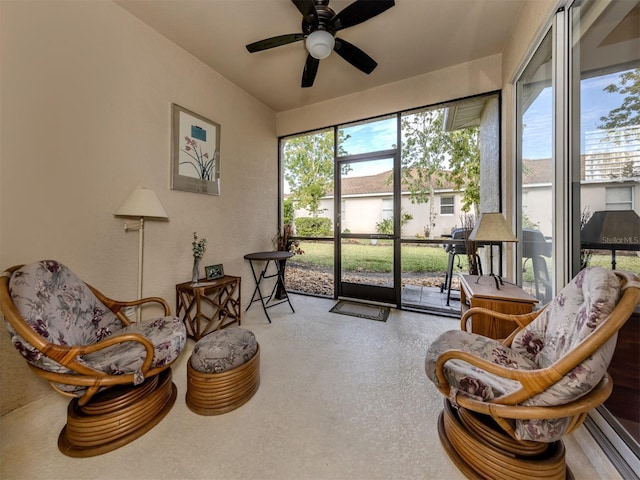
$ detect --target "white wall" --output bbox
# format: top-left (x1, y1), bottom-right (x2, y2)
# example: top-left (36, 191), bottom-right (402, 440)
top-left (0, 1), bottom-right (277, 414)
top-left (276, 55), bottom-right (503, 137)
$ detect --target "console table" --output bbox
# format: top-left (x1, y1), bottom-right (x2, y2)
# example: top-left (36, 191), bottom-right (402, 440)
top-left (176, 276), bottom-right (241, 341)
top-left (459, 274), bottom-right (538, 339)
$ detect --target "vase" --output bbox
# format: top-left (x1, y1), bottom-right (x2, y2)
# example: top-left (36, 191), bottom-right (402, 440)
top-left (192, 258), bottom-right (200, 283)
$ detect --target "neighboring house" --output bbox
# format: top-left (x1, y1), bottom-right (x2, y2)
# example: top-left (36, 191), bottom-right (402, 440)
top-left (291, 147), bottom-right (640, 239)
top-left (523, 143), bottom-right (640, 238)
top-left (292, 169), bottom-right (469, 238)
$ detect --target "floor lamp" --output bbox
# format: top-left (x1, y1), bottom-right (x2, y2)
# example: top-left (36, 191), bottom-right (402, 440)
top-left (468, 212), bottom-right (518, 289)
top-left (114, 187), bottom-right (169, 321)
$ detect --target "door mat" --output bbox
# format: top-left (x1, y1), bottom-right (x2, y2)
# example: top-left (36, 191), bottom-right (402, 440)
top-left (329, 300), bottom-right (390, 322)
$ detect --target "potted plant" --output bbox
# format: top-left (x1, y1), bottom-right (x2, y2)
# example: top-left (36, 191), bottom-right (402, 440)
top-left (273, 224), bottom-right (303, 299)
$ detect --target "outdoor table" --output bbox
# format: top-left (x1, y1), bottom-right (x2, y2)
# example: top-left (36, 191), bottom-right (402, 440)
top-left (244, 251), bottom-right (295, 323)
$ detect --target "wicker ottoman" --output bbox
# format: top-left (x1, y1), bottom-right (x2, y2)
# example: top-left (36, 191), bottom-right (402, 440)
top-left (186, 327), bottom-right (260, 415)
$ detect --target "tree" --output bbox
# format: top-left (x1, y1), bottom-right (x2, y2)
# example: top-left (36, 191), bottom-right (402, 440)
top-left (401, 109), bottom-right (480, 237)
top-left (599, 68), bottom-right (640, 130)
top-left (598, 68), bottom-right (640, 179)
top-left (446, 127), bottom-right (480, 212)
top-left (282, 130), bottom-right (350, 217)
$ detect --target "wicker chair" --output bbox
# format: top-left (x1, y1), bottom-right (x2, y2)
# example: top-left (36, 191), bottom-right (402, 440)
top-left (0, 260), bottom-right (187, 457)
top-left (425, 267), bottom-right (640, 479)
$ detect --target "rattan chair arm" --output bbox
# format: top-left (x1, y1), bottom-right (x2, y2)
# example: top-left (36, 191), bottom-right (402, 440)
top-left (456, 372), bottom-right (613, 420)
top-left (88, 285), bottom-right (171, 326)
top-left (38, 332), bottom-right (156, 376)
top-left (460, 307), bottom-right (543, 334)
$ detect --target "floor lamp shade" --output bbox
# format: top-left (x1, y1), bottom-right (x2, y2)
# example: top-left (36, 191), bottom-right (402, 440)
top-left (114, 187), bottom-right (168, 320)
top-left (114, 187), bottom-right (169, 219)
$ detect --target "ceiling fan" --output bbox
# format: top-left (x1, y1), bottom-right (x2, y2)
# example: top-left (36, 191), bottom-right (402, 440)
top-left (246, 0), bottom-right (395, 88)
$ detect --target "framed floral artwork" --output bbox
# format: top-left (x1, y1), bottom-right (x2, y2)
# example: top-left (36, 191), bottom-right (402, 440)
top-left (171, 104), bottom-right (221, 195)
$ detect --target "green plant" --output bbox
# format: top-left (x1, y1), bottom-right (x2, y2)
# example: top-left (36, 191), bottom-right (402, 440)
top-left (375, 211), bottom-right (413, 235)
top-left (192, 232), bottom-right (207, 259)
top-left (283, 198), bottom-right (295, 225)
top-left (273, 224), bottom-right (304, 255)
top-left (294, 217), bottom-right (332, 237)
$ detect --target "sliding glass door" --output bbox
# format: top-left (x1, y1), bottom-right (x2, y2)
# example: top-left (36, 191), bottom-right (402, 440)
top-left (517, 1), bottom-right (639, 473)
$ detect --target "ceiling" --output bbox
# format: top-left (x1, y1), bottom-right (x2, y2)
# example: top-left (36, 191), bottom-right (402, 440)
top-left (115, 0), bottom-right (528, 113)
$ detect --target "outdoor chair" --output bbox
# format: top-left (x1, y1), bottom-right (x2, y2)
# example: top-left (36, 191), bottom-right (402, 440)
top-left (522, 228), bottom-right (552, 303)
top-left (425, 266), bottom-right (640, 479)
top-left (0, 260), bottom-right (187, 457)
top-left (441, 228), bottom-right (482, 306)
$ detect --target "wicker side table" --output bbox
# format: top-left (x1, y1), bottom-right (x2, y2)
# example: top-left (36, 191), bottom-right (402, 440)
top-left (176, 276), bottom-right (241, 341)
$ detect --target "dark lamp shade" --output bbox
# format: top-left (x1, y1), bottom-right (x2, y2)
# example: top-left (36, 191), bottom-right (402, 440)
top-left (582, 210), bottom-right (640, 247)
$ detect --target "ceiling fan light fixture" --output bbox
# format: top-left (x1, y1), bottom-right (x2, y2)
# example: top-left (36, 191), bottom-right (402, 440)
top-left (305, 30), bottom-right (335, 59)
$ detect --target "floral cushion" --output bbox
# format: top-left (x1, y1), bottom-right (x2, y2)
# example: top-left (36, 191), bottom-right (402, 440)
top-left (511, 267), bottom-right (620, 406)
top-left (425, 330), bottom-right (538, 401)
top-left (191, 327), bottom-right (258, 374)
top-left (6, 260), bottom-right (186, 393)
top-left (425, 266), bottom-right (622, 443)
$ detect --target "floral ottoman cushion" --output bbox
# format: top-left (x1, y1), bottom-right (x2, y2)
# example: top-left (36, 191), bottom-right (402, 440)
top-left (190, 327), bottom-right (258, 374)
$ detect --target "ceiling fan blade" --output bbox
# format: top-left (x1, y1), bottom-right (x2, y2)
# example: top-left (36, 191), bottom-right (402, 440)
top-left (246, 33), bottom-right (305, 53)
top-left (301, 54), bottom-right (320, 88)
top-left (330, 0), bottom-right (395, 31)
top-left (291, 0), bottom-right (317, 24)
top-left (334, 38), bottom-right (377, 74)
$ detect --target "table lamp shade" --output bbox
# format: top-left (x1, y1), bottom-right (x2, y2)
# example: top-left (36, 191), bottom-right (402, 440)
top-left (114, 187), bottom-right (168, 219)
top-left (581, 210), bottom-right (640, 247)
top-left (469, 213), bottom-right (518, 243)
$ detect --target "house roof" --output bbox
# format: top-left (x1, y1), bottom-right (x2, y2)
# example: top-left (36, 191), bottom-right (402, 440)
top-left (326, 153), bottom-right (639, 198)
top-left (327, 169), bottom-right (456, 197)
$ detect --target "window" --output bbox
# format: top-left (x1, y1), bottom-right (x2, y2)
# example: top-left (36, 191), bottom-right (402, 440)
top-left (606, 186), bottom-right (633, 210)
top-left (517, 28), bottom-right (554, 303)
top-left (382, 197), bottom-right (393, 220)
top-left (440, 196), bottom-right (454, 215)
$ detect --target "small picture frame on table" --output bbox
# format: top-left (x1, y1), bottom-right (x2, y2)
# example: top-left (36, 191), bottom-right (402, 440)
top-left (205, 264), bottom-right (224, 280)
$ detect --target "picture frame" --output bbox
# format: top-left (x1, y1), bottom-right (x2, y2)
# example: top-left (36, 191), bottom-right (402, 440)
top-left (205, 264), bottom-right (225, 280)
top-left (171, 104), bottom-right (221, 195)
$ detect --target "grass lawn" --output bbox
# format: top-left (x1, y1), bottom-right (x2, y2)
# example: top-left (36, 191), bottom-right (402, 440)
top-left (290, 240), bottom-right (639, 275)
top-left (292, 241), bottom-right (474, 273)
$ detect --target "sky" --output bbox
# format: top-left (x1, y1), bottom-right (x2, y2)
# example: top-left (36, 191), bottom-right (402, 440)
top-left (284, 68), bottom-right (636, 192)
top-left (340, 69), bottom-right (634, 165)
top-left (522, 70), bottom-right (633, 160)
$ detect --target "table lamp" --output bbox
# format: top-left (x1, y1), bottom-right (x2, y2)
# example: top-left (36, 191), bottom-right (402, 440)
top-left (114, 186), bottom-right (169, 320)
top-left (468, 212), bottom-right (518, 289)
top-left (581, 210), bottom-right (640, 269)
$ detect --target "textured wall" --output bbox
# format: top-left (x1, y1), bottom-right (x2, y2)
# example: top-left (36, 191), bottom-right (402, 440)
top-left (0, 1), bottom-right (277, 414)
top-left (480, 96), bottom-right (501, 214)
top-left (276, 55), bottom-right (503, 137)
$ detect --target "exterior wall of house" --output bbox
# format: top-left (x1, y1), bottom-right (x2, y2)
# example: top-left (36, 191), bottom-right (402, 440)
top-left (294, 190), bottom-right (466, 238)
top-left (524, 181), bottom-right (640, 238)
top-left (523, 185), bottom-right (554, 236)
top-left (0, 2), bottom-right (277, 415)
